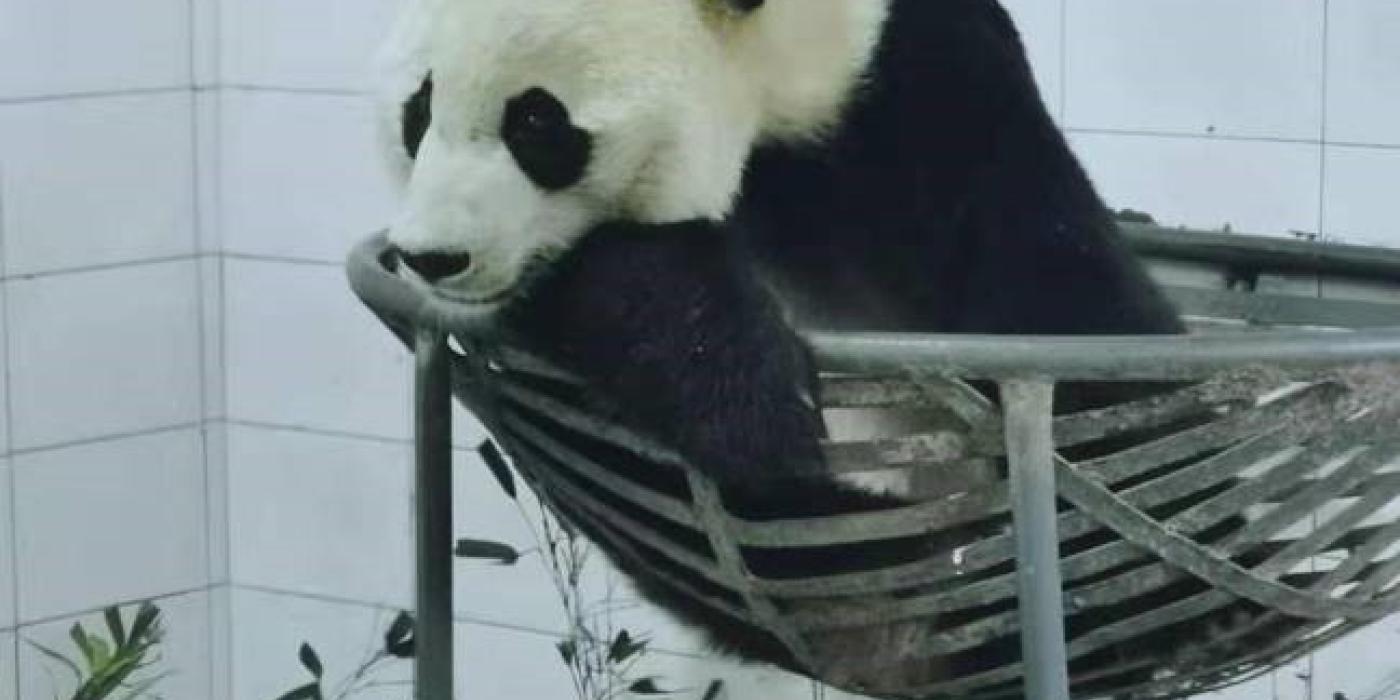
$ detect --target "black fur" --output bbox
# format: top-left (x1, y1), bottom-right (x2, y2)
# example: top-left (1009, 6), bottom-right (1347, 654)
top-left (402, 75), bottom-right (433, 159)
top-left (506, 221), bottom-right (827, 486)
top-left (501, 87), bottom-right (594, 192)
top-left (500, 0), bottom-right (1213, 689)
top-left (737, 0), bottom-right (1181, 339)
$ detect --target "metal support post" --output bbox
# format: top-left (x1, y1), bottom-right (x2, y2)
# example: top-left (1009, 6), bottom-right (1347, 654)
top-left (1002, 379), bottom-right (1071, 700)
top-left (415, 329), bottom-right (455, 699)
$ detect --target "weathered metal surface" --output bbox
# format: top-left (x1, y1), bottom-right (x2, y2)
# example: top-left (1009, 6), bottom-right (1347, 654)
top-left (348, 227), bottom-right (1400, 700)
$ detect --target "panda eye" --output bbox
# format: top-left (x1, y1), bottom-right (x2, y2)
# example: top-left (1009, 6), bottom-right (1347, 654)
top-left (402, 75), bottom-right (433, 159)
top-left (501, 87), bottom-right (593, 191)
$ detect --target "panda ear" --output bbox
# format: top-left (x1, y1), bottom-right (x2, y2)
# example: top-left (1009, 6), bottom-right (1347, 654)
top-left (726, 0), bottom-right (764, 13)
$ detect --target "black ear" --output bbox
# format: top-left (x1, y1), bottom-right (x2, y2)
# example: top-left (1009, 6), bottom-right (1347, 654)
top-left (729, 0), bottom-right (764, 12)
top-left (402, 74), bottom-right (433, 159)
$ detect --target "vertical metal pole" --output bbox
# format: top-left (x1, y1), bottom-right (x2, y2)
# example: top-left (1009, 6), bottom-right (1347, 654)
top-left (1001, 379), bottom-right (1071, 700)
top-left (415, 329), bottom-right (454, 700)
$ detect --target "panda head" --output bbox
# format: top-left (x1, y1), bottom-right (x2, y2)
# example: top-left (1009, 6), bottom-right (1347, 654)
top-left (377, 0), bottom-right (886, 304)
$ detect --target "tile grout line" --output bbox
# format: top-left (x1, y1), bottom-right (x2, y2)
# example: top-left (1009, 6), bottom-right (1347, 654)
top-left (6, 422), bottom-right (203, 460)
top-left (220, 83), bottom-right (364, 97)
top-left (1, 155), bottom-right (20, 700)
top-left (232, 583), bottom-right (716, 661)
top-left (185, 0), bottom-right (227, 694)
top-left (0, 249), bottom-right (354, 286)
top-left (0, 85), bottom-right (189, 106)
top-left (13, 583), bottom-right (218, 633)
top-left (226, 418), bottom-right (416, 449)
top-left (1317, 0), bottom-right (1333, 247)
top-left (1067, 125), bottom-right (1327, 147)
top-left (0, 253), bottom-right (202, 283)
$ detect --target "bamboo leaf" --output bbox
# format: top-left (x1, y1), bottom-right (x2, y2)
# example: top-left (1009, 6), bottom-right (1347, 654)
top-left (104, 606), bottom-right (128, 650)
top-left (607, 630), bottom-right (646, 665)
top-left (70, 623), bottom-right (98, 672)
top-left (556, 640), bottom-right (576, 665)
top-left (627, 678), bottom-right (672, 695)
top-left (128, 603), bottom-right (161, 645)
top-left (477, 440), bottom-right (518, 499)
top-left (271, 682), bottom-right (322, 700)
top-left (383, 611), bottom-right (416, 659)
top-left (298, 643), bottom-right (324, 679)
top-left (453, 539), bottom-right (520, 565)
top-left (701, 680), bottom-right (725, 700)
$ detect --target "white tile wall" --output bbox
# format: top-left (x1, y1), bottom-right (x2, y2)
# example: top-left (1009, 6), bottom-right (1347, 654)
top-left (224, 258), bottom-right (410, 439)
top-left (451, 449), bottom-right (600, 635)
top-left (0, 286), bottom-right (8, 455)
top-left (1205, 657), bottom-right (1313, 700)
top-left (195, 91), bottom-right (224, 254)
top-left (1324, 146), bottom-right (1400, 248)
top-left (219, 0), bottom-right (395, 91)
top-left (12, 430), bottom-right (206, 622)
top-left (18, 591), bottom-right (210, 700)
top-left (0, 632), bottom-right (14, 700)
top-left (1000, 0), bottom-right (1064, 119)
top-left (191, 0), bottom-right (221, 89)
top-left (1071, 132), bottom-right (1323, 236)
top-left (454, 622), bottom-right (595, 700)
top-left (1326, 0), bottom-right (1400, 146)
top-left (227, 425), bottom-right (412, 606)
top-left (0, 93), bottom-right (196, 277)
top-left (229, 588), bottom-right (410, 700)
top-left (0, 0), bottom-right (190, 99)
top-left (0, 462), bottom-right (12, 632)
top-left (201, 257), bottom-right (227, 421)
top-left (1310, 618), bottom-right (1400, 699)
top-left (1065, 0), bottom-right (1325, 141)
top-left (205, 423), bottom-right (230, 585)
top-left (6, 261), bottom-right (202, 450)
top-left (208, 585), bottom-right (232, 700)
top-left (220, 91), bottom-right (395, 262)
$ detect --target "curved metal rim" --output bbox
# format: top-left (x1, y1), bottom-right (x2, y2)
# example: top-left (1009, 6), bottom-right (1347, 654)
top-left (348, 233), bottom-right (1400, 380)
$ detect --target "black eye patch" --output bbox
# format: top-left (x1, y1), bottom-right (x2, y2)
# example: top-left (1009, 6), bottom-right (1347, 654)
top-left (500, 87), bottom-right (593, 191)
top-left (402, 74), bottom-right (433, 159)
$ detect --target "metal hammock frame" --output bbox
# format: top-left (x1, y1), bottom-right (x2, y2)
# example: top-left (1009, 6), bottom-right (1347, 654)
top-left (347, 224), bottom-right (1400, 700)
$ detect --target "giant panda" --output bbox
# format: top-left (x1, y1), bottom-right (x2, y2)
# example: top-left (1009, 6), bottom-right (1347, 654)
top-left (373, 0), bottom-right (1253, 693)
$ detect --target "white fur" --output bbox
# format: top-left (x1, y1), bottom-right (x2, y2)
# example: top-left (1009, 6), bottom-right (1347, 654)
top-left (717, 0), bottom-right (890, 144)
top-left (373, 0), bottom-right (889, 302)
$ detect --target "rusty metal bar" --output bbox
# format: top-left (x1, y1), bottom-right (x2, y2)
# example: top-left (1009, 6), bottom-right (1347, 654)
top-left (1001, 379), bottom-right (1071, 700)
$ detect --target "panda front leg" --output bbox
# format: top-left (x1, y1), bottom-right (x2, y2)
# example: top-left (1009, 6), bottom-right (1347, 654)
top-left (505, 218), bottom-right (830, 494)
top-left (506, 219), bottom-right (940, 691)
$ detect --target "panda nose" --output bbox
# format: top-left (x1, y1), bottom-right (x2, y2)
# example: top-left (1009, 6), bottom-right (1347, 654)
top-left (399, 250), bottom-right (474, 282)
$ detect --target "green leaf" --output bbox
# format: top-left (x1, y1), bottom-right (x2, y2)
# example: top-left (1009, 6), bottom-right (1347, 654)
top-left (104, 606), bottom-right (128, 649)
top-left (70, 623), bottom-right (99, 671)
top-left (298, 643), bottom-right (324, 679)
top-left (607, 630), bottom-right (647, 665)
top-left (271, 682), bottom-right (322, 700)
top-left (555, 640), bottom-right (576, 665)
top-left (128, 603), bottom-right (161, 644)
top-left (477, 440), bottom-right (518, 499)
top-left (383, 611), bottom-right (415, 659)
top-left (453, 539), bottom-right (520, 565)
top-left (117, 671), bottom-right (174, 700)
top-left (627, 678), bottom-right (672, 695)
top-left (88, 636), bottom-right (113, 671)
top-left (25, 640), bottom-right (82, 681)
